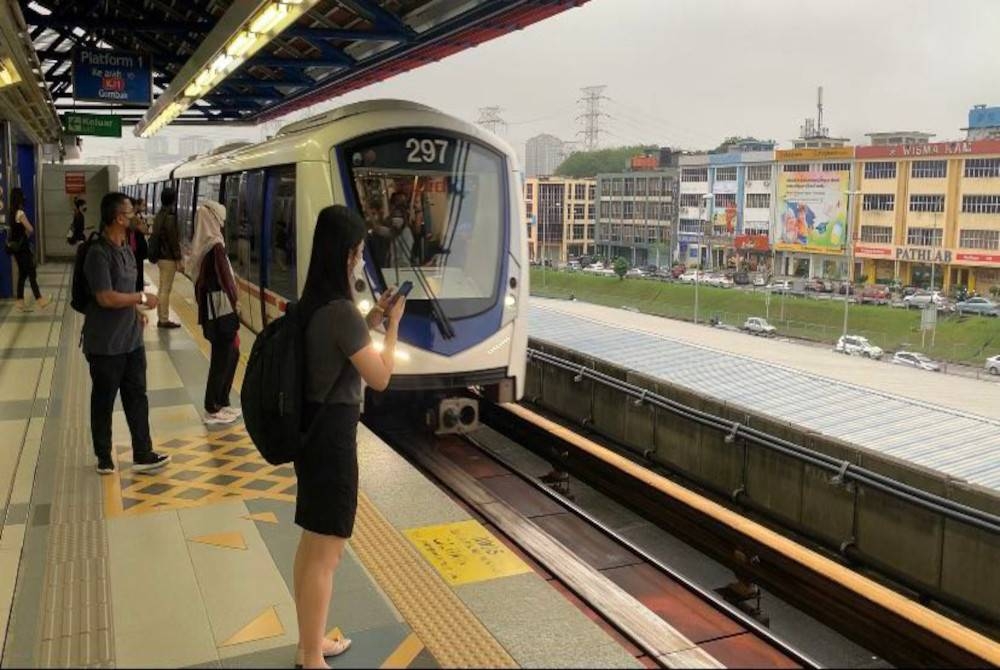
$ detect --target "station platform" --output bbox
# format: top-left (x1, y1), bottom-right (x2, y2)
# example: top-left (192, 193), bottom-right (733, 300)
top-left (0, 266), bottom-right (643, 669)
top-left (529, 297), bottom-right (1000, 494)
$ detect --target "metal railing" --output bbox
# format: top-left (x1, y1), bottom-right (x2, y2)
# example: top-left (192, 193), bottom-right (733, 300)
top-left (527, 347), bottom-right (1000, 535)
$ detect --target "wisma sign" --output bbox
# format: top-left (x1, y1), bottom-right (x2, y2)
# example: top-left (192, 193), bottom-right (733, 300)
top-left (72, 49), bottom-right (151, 104)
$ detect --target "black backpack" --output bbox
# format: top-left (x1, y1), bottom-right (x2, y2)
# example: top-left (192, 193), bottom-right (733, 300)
top-left (241, 302), bottom-right (307, 465)
top-left (71, 232), bottom-right (101, 314)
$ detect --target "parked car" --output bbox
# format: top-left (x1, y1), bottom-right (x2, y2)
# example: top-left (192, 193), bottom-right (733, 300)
top-left (860, 284), bottom-right (891, 305)
top-left (766, 280), bottom-right (793, 293)
top-left (733, 271), bottom-right (751, 285)
top-left (891, 351), bottom-right (941, 371)
top-left (836, 283), bottom-right (857, 295)
top-left (752, 274), bottom-right (768, 287)
top-left (804, 277), bottom-right (831, 293)
top-left (670, 263), bottom-right (688, 279)
top-left (835, 335), bottom-right (884, 359)
top-left (742, 317), bottom-right (776, 336)
top-left (956, 297), bottom-right (1000, 316)
top-left (903, 290), bottom-right (945, 309)
top-left (985, 354), bottom-right (1000, 376)
top-left (704, 274), bottom-right (733, 288)
top-left (678, 270), bottom-right (704, 283)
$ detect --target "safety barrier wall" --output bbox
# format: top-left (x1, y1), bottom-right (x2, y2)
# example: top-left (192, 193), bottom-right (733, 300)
top-left (525, 338), bottom-right (1000, 624)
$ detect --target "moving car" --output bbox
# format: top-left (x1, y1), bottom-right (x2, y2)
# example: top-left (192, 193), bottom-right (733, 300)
top-left (891, 351), bottom-right (941, 371)
top-left (835, 335), bottom-right (884, 359)
top-left (985, 355), bottom-right (1000, 376)
top-left (742, 317), bottom-right (776, 336)
top-left (955, 297), bottom-right (999, 316)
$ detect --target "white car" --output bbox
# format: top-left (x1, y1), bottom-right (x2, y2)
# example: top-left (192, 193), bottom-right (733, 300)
top-left (835, 335), bottom-right (884, 359)
top-left (752, 275), bottom-right (768, 287)
top-left (903, 290), bottom-right (945, 309)
top-left (985, 355), bottom-right (1000, 376)
top-left (742, 317), bottom-right (776, 336)
top-left (678, 271), bottom-right (703, 283)
top-left (766, 280), bottom-right (793, 293)
top-left (891, 351), bottom-right (941, 371)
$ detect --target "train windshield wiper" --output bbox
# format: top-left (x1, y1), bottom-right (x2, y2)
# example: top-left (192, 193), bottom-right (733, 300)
top-left (392, 235), bottom-right (455, 339)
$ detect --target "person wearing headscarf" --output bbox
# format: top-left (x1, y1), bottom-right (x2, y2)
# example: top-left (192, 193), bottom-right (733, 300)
top-left (191, 201), bottom-right (241, 426)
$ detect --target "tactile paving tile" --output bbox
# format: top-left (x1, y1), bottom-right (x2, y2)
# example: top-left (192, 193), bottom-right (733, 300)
top-left (351, 492), bottom-right (518, 669)
top-left (107, 427), bottom-right (296, 517)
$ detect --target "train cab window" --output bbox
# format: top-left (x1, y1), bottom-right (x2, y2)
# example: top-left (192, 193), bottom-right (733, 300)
top-left (265, 166), bottom-right (296, 299)
top-left (177, 178), bottom-right (197, 249)
top-left (342, 133), bottom-right (505, 319)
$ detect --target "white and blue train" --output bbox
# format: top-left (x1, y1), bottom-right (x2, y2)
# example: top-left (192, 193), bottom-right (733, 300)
top-left (126, 100), bottom-right (528, 409)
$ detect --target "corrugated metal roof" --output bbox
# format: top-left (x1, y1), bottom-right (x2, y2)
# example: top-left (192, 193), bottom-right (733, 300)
top-left (529, 305), bottom-right (1000, 492)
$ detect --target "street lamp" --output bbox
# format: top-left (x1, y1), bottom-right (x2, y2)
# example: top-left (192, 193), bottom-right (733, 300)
top-left (694, 193), bottom-right (713, 324)
top-left (842, 190), bottom-right (863, 338)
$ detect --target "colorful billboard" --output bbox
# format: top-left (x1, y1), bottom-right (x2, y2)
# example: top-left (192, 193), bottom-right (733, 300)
top-left (776, 171), bottom-right (848, 251)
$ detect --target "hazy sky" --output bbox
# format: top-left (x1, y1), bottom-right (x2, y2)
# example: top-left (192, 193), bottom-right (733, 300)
top-left (78, 0), bottom-right (1000, 161)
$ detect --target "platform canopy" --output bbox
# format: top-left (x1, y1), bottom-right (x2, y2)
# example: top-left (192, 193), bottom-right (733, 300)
top-left (15, 0), bottom-right (589, 138)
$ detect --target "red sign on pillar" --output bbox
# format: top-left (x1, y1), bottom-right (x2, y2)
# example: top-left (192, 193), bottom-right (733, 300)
top-left (65, 172), bottom-right (86, 194)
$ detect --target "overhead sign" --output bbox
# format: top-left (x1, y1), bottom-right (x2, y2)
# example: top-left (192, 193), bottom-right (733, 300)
top-left (65, 173), bottom-right (86, 195)
top-left (62, 112), bottom-right (122, 138)
top-left (72, 49), bottom-right (151, 104)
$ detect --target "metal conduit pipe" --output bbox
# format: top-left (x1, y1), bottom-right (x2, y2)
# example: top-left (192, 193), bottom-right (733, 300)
top-left (527, 348), bottom-right (1000, 535)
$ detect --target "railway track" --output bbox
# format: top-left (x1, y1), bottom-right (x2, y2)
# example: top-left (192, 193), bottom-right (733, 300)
top-left (366, 408), bottom-right (817, 669)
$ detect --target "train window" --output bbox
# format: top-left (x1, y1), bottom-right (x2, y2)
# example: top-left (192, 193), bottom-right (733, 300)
top-left (177, 178), bottom-right (197, 247)
top-left (152, 182), bottom-right (163, 216)
top-left (265, 166), bottom-right (296, 299)
top-left (342, 132), bottom-right (505, 318)
top-left (196, 174), bottom-right (221, 207)
top-left (221, 173), bottom-right (244, 277)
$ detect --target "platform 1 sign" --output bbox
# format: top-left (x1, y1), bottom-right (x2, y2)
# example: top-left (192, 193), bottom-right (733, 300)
top-left (62, 112), bottom-right (122, 138)
top-left (72, 49), bottom-right (151, 104)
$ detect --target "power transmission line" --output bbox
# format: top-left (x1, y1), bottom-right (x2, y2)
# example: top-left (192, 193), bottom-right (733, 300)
top-left (477, 106), bottom-right (507, 135)
top-left (576, 85), bottom-right (610, 150)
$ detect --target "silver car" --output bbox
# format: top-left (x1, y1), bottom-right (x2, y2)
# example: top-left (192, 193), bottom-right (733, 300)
top-left (891, 351), bottom-right (941, 371)
top-left (956, 297), bottom-right (999, 316)
top-left (985, 355), bottom-right (1000, 376)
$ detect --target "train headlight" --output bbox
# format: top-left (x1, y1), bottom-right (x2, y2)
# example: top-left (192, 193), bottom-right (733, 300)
top-left (504, 294), bottom-right (516, 308)
top-left (502, 292), bottom-right (518, 326)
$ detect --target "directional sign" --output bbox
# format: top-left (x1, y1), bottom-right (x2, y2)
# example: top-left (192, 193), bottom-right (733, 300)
top-left (72, 48), bottom-right (151, 104)
top-left (62, 112), bottom-right (122, 138)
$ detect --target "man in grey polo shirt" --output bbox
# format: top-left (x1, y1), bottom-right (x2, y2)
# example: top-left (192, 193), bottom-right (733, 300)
top-left (83, 192), bottom-right (171, 475)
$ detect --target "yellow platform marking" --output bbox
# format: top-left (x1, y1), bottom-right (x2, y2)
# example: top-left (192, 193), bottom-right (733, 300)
top-left (243, 512), bottom-right (279, 524)
top-left (381, 632), bottom-right (425, 669)
top-left (219, 606), bottom-right (285, 647)
top-left (105, 427), bottom-right (296, 518)
top-left (404, 519), bottom-right (532, 586)
top-left (189, 532), bottom-right (247, 551)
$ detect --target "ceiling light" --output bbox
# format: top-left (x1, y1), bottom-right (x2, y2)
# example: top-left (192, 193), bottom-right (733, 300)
top-left (210, 54), bottom-right (238, 73)
top-left (0, 59), bottom-right (20, 88)
top-left (227, 31), bottom-right (258, 58)
top-left (184, 83), bottom-right (203, 97)
top-left (250, 3), bottom-right (289, 35)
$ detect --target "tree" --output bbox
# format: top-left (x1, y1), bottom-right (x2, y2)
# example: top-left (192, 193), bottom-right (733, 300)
top-left (613, 256), bottom-right (628, 280)
top-left (555, 145), bottom-right (656, 178)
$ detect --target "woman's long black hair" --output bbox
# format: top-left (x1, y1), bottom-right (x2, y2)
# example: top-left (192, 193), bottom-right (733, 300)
top-left (299, 205), bottom-right (367, 325)
top-left (10, 188), bottom-right (24, 217)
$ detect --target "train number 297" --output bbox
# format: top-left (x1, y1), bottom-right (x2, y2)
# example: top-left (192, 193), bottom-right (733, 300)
top-left (406, 138), bottom-right (450, 165)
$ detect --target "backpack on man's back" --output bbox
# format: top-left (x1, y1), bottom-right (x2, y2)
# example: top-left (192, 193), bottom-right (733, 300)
top-left (71, 232), bottom-right (101, 314)
top-left (241, 303), bottom-right (307, 465)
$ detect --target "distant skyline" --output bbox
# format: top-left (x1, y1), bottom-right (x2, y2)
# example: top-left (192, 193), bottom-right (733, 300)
top-left (74, 0), bottom-right (1000, 168)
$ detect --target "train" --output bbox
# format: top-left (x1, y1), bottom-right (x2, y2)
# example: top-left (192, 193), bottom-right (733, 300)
top-left (125, 100), bottom-right (528, 422)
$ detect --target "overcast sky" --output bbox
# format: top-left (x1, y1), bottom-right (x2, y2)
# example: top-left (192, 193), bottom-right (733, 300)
top-left (79, 0), bottom-right (1000, 161)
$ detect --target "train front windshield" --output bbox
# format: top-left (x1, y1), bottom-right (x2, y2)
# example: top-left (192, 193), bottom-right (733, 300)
top-left (343, 132), bottom-right (506, 320)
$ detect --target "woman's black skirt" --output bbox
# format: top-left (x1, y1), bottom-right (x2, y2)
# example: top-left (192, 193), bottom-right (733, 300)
top-left (293, 403), bottom-right (361, 538)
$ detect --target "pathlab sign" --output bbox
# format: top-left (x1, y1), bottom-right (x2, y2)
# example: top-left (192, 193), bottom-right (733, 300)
top-left (72, 49), bottom-right (151, 104)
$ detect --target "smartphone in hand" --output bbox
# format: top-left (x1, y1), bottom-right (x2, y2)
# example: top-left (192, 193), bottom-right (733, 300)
top-left (389, 280), bottom-right (413, 307)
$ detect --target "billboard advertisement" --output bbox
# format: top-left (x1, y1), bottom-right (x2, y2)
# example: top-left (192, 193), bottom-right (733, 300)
top-left (72, 49), bottom-right (151, 104)
top-left (776, 172), bottom-right (847, 251)
top-left (713, 202), bottom-right (738, 234)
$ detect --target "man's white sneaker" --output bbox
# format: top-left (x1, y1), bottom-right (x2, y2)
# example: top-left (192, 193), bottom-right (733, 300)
top-left (204, 411), bottom-right (238, 425)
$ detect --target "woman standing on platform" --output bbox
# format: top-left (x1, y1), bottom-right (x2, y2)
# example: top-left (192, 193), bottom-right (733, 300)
top-left (190, 201), bottom-right (242, 426)
top-left (293, 205), bottom-right (404, 669)
top-left (127, 197), bottom-right (150, 292)
top-left (7, 188), bottom-right (49, 311)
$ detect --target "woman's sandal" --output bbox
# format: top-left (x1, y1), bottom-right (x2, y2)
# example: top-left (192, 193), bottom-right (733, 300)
top-left (294, 637), bottom-right (352, 668)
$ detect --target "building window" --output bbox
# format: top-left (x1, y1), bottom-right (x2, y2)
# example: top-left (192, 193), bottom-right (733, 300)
top-left (600, 202), bottom-right (610, 218)
top-left (822, 162), bottom-right (851, 172)
top-left (623, 201), bottom-right (634, 219)
top-left (526, 204), bottom-right (532, 218)
top-left (864, 161), bottom-right (896, 179)
top-left (911, 160), bottom-right (947, 179)
top-left (587, 205), bottom-right (594, 219)
top-left (624, 179), bottom-right (635, 196)
top-left (635, 179), bottom-right (646, 196)
top-left (909, 194), bottom-right (945, 212)
top-left (959, 229), bottom-right (1000, 249)
top-left (714, 193), bottom-right (737, 208)
top-left (525, 183), bottom-right (533, 199)
top-left (574, 183), bottom-right (586, 200)
top-left (573, 204), bottom-right (585, 220)
top-left (743, 227), bottom-right (769, 237)
top-left (611, 178), bottom-right (623, 196)
top-left (747, 164), bottom-right (771, 181)
top-left (715, 167), bottom-right (737, 182)
top-left (862, 194), bottom-right (895, 211)
top-left (681, 168), bottom-right (708, 182)
top-left (572, 224), bottom-right (585, 240)
top-left (611, 202), bottom-right (622, 218)
top-left (635, 202), bottom-right (647, 219)
top-left (679, 220), bottom-right (702, 234)
top-left (679, 194), bottom-right (704, 208)
top-left (962, 195), bottom-right (1000, 213)
top-left (648, 178), bottom-right (663, 195)
top-left (783, 163), bottom-right (810, 173)
top-left (964, 158), bottom-right (1000, 178)
top-left (906, 227), bottom-right (943, 246)
top-left (860, 225), bottom-right (893, 244)
top-left (745, 193), bottom-right (770, 209)
top-left (588, 184), bottom-right (595, 199)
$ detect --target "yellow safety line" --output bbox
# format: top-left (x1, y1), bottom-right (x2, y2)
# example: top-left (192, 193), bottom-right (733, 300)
top-left (380, 632), bottom-right (425, 669)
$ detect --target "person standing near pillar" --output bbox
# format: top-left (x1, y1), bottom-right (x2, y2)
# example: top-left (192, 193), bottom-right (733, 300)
top-left (7, 188), bottom-right (49, 311)
top-left (153, 188), bottom-right (181, 328)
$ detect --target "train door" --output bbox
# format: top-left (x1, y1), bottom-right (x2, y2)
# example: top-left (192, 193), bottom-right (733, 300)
top-left (242, 170), bottom-right (267, 331)
top-left (260, 165), bottom-right (297, 322)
